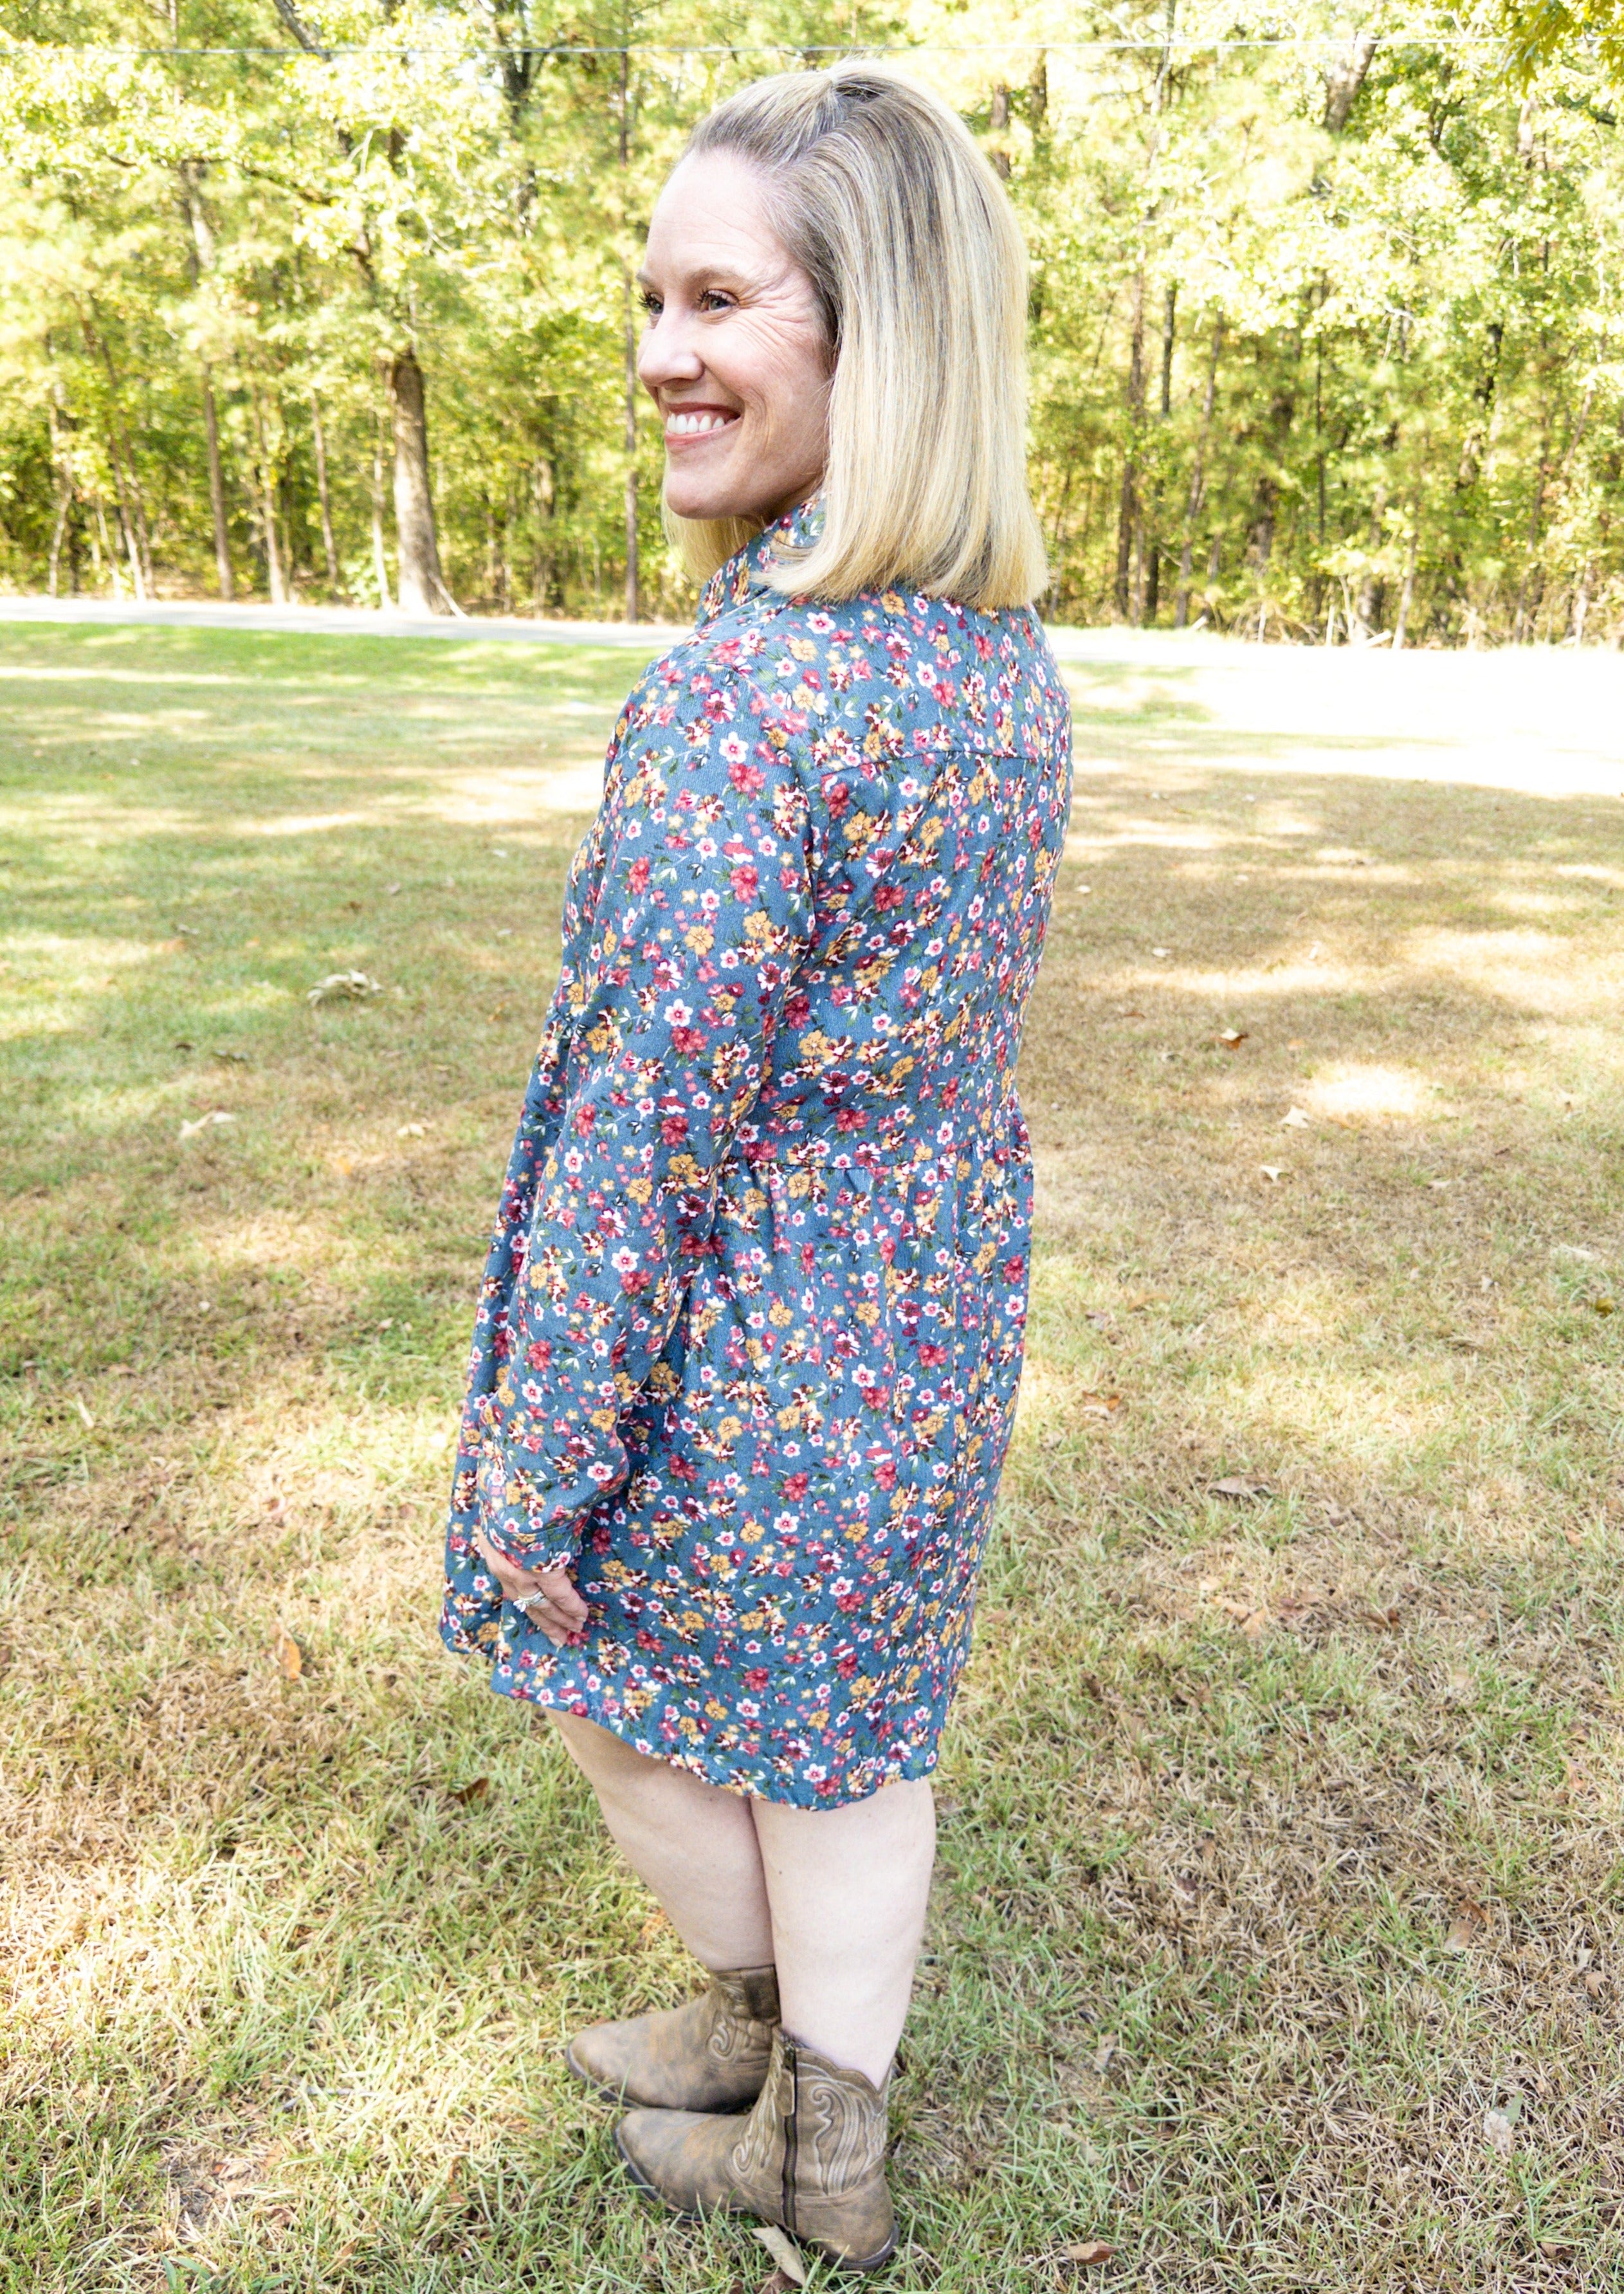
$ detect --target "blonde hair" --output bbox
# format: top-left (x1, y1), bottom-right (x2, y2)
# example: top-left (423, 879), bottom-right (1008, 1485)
top-left (665, 63), bottom-right (1048, 612)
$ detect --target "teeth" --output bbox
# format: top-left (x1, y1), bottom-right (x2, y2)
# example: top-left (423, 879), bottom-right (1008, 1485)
top-left (667, 411), bottom-right (733, 436)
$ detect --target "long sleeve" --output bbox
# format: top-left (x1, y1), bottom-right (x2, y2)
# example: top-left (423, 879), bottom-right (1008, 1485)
top-left (453, 653), bottom-right (816, 1584)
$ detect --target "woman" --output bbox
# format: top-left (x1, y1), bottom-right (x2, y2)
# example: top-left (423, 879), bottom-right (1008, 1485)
top-left (441, 62), bottom-right (1070, 2273)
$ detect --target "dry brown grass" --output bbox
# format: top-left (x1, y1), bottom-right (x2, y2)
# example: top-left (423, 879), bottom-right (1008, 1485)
top-left (2, 622), bottom-right (1622, 2291)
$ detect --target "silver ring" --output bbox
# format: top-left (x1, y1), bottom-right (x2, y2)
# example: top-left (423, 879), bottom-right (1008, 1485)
top-left (513, 1594), bottom-right (551, 1617)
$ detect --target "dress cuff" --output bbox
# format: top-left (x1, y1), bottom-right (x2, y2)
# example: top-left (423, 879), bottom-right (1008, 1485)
top-left (473, 1445), bottom-right (586, 1576)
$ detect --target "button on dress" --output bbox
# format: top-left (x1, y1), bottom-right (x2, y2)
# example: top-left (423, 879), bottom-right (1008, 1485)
top-left (441, 502), bottom-right (1072, 1806)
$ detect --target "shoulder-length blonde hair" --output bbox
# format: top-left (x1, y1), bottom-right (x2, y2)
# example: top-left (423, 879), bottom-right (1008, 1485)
top-left (665, 63), bottom-right (1048, 612)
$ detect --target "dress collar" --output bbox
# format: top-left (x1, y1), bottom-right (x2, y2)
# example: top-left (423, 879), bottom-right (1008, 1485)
top-left (695, 495), bottom-right (824, 629)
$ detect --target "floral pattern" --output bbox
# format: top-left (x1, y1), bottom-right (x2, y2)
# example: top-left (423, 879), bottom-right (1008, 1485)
top-left (441, 502), bottom-right (1072, 1806)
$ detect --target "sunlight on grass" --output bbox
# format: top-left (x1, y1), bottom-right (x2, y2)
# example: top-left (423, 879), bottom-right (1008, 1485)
top-left (2, 625), bottom-right (1623, 2291)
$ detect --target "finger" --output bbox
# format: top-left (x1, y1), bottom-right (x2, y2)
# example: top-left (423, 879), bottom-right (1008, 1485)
top-left (524, 1563), bottom-right (585, 1616)
top-left (472, 1529), bottom-right (516, 1586)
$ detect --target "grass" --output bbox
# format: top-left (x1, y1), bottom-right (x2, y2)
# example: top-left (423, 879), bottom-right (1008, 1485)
top-left (2, 620), bottom-right (1622, 2292)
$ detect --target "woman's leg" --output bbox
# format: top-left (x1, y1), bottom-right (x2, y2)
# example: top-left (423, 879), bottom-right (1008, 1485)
top-left (752, 1778), bottom-right (936, 2087)
top-left (547, 1708), bottom-right (774, 1971)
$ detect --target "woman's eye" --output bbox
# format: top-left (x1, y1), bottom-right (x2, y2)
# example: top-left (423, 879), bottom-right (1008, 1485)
top-left (640, 291), bottom-right (662, 317)
top-left (698, 290), bottom-right (734, 313)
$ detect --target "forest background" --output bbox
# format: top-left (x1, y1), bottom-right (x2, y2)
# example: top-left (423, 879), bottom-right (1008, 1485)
top-left (1, 0), bottom-right (1622, 644)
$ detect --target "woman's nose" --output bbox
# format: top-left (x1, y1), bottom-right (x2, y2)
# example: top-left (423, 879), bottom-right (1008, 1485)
top-left (638, 307), bottom-right (705, 396)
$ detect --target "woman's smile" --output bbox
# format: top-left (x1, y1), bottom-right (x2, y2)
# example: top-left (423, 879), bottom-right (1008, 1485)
top-left (662, 401), bottom-right (744, 445)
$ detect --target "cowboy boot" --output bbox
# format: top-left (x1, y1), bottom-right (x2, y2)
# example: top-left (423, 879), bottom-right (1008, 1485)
top-left (567, 1964), bottom-right (780, 2111)
top-left (614, 2028), bottom-right (897, 2274)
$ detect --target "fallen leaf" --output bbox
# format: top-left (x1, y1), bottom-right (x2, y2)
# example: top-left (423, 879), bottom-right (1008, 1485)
top-left (1209, 1477), bottom-right (1269, 1501)
top-left (1538, 2241), bottom-right (1576, 2264)
top-left (1585, 1969), bottom-right (1606, 1998)
top-left (273, 1626), bottom-right (305, 1681)
top-left (449, 1776), bottom-right (491, 1805)
top-left (1444, 1898), bottom-right (1490, 1951)
top-left (1079, 1393), bottom-right (1122, 1418)
top-left (1259, 1164), bottom-right (1285, 1182)
top-left (1427, 1178), bottom-right (1452, 1191)
top-left (307, 970), bottom-right (383, 1006)
top-left (1281, 1106), bottom-right (1312, 1129)
top-left (1216, 1028), bottom-right (1248, 1049)
top-left (1117, 1007), bottom-right (1145, 1019)
top-left (1151, 946), bottom-right (1172, 958)
top-left (71, 1393), bottom-right (96, 1429)
top-left (1061, 2241), bottom-right (1116, 2268)
top-left (1591, 1297), bottom-right (1615, 1315)
top-left (751, 2226), bottom-right (806, 2284)
top-left (178, 1110), bottom-right (236, 1142)
top-left (172, 1038), bottom-right (195, 1051)
top-left (1483, 2103), bottom-right (1517, 2157)
top-left (758, 2275), bottom-right (798, 2294)
top-left (210, 1048), bottom-right (251, 1065)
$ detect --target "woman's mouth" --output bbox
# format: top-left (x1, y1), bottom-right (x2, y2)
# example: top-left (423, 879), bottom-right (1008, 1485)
top-left (664, 406), bottom-right (740, 443)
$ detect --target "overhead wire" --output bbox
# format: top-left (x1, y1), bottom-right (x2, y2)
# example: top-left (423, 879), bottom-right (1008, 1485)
top-left (0, 32), bottom-right (1513, 60)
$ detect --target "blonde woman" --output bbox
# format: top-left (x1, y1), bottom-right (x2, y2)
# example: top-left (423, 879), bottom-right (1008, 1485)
top-left (441, 64), bottom-right (1071, 2272)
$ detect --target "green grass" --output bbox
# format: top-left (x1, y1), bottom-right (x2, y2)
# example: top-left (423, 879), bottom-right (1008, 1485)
top-left (3, 622), bottom-right (1623, 2291)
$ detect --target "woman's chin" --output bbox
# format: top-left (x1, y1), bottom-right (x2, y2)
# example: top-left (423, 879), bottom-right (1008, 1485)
top-left (665, 480), bottom-right (751, 525)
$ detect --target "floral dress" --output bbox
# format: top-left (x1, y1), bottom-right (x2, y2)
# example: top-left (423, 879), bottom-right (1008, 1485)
top-left (441, 502), bottom-right (1072, 1807)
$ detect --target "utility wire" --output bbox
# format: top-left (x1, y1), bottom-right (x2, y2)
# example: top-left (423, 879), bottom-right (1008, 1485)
top-left (0, 33), bottom-right (1511, 59)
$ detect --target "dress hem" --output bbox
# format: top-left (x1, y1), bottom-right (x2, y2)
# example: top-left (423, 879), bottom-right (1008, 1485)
top-left (471, 1646), bottom-right (944, 1811)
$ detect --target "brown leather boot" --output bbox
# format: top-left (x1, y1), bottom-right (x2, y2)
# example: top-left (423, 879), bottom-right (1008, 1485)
top-left (614, 2028), bottom-right (897, 2274)
top-left (567, 1965), bottom-right (780, 2111)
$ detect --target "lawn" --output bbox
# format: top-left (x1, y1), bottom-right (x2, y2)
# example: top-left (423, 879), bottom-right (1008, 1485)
top-left (2, 621), bottom-right (1622, 2293)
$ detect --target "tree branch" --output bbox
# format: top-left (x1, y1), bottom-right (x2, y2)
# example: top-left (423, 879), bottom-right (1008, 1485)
top-left (1324, 27), bottom-right (1379, 133)
top-left (269, 0), bottom-right (329, 60)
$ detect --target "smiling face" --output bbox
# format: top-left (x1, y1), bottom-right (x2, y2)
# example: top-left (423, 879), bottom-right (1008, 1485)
top-left (638, 149), bottom-right (834, 528)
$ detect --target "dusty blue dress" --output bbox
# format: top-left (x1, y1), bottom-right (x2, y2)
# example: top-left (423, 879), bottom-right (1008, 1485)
top-left (441, 503), bottom-right (1072, 1805)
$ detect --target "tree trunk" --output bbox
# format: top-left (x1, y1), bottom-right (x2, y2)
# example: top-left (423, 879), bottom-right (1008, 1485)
top-left (202, 365), bottom-right (233, 599)
top-left (1392, 516), bottom-right (1419, 649)
top-left (623, 273), bottom-right (640, 623)
top-left (46, 386), bottom-right (75, 600)
top-left (48, 487), bottom-right (72, 598)
top-left (1115, 269), bottom-right (1146, 620)
top-left (309, 390), bottom-right (339, 592)
top-left (371, 392), bottom-right (392, 608)
top-left (1143, 282), bottom-right (1177, 622)
top-left (618, 44), bottom-right (639, 624)
top-left (92, 495), bottom-right (122, 599)
top-left (389, 346), bottom-right (449, 615)
top-left (104, 428), bottom-right (148, 601)
top-left (251, 390), bottom-right (286, 605)
top-left (1324, 27), bottom-right (1379, 132)
top-left (1174, 318), bottom-right (1221, 627)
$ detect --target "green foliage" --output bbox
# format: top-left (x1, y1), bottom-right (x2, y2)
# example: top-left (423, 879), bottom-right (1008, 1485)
top-left (0, 1), bottom-right (1621, 639)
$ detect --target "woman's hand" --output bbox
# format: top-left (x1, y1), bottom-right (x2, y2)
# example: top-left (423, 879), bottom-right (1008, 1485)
top-left (473, 1529), bottom-right (590, 1648)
